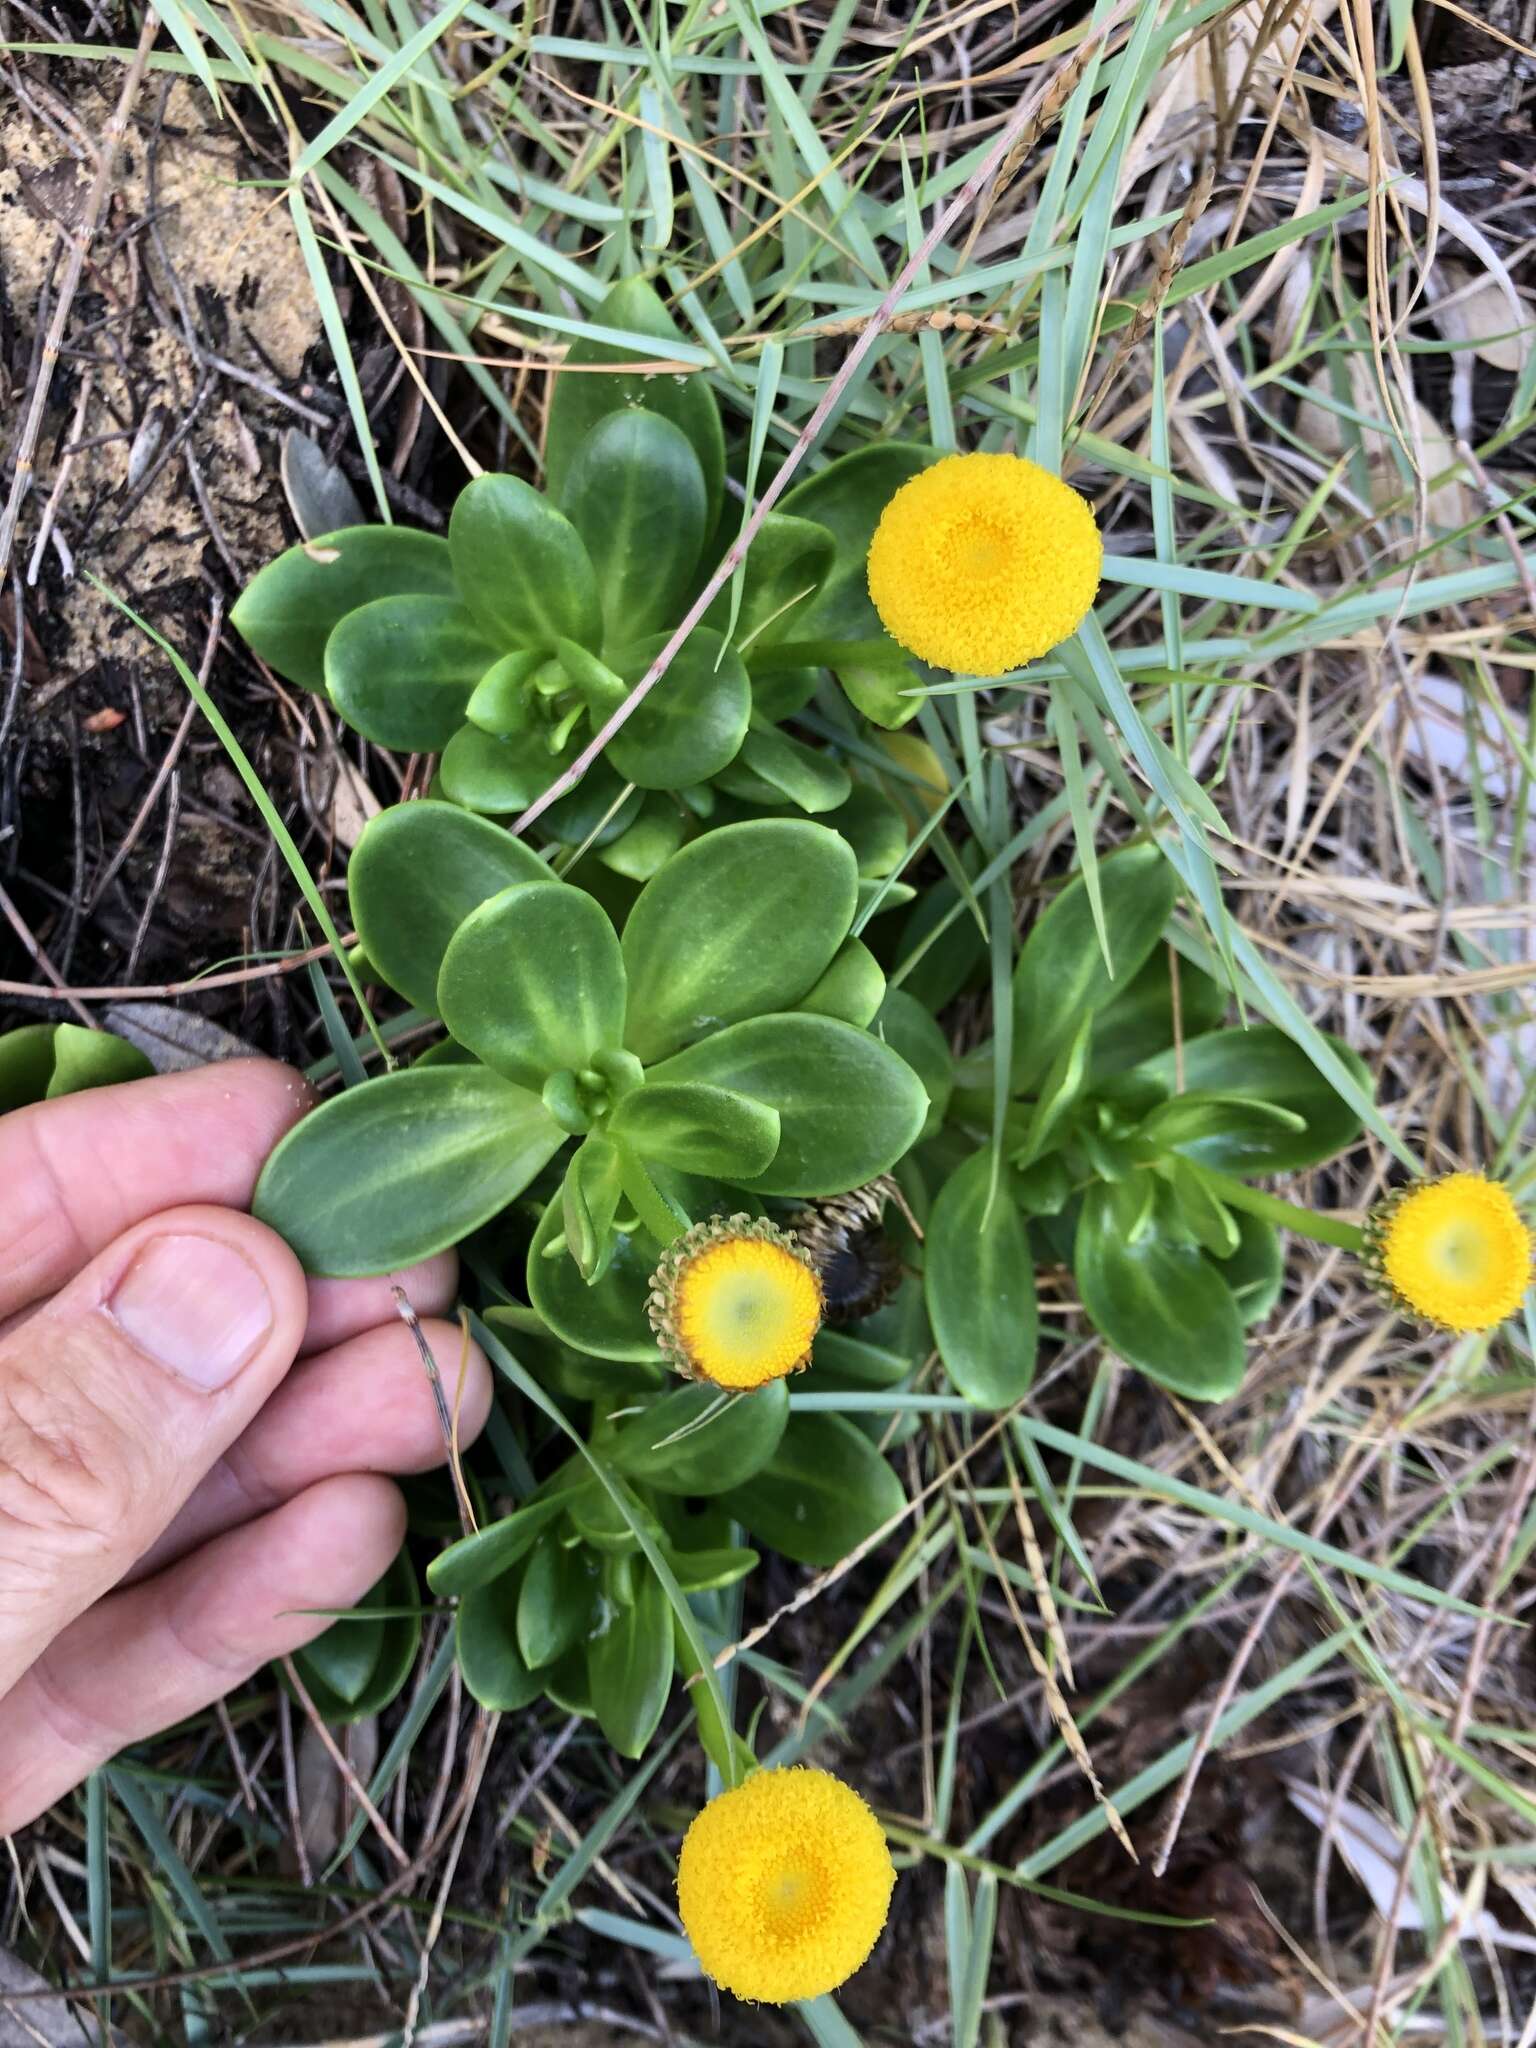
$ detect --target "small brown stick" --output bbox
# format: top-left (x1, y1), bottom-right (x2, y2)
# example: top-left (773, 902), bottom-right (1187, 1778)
top-left (282, 1657), bottom-right (411, 1869)
top-left (391, 1288), bottom-right (478, 1538)
top-left (25, 368), bottom-right (94, 586)
top-left (0, 934), bottom-right (347, 1004)
top-left (0, 878), bottom-right (94, 1027)
top-left (0, 7), bottom-right (159, 585)
top-left (508, 0), bottom-right (1138, 842)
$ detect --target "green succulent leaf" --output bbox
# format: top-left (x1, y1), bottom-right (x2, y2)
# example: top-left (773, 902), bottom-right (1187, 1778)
top-left (835, 648), bottom-right (922, 729)
top-left (607, 1081), bottom-right (781, 1178)
top-left (732, 726), bottom-right (851, 813)
top-left (587, 1561), bottom-right (673, 1758)
top-left (1222, 1209), bottom-right (1285, 1326)
top-left (621, 820), bottom-right (858, 1064)
top-left (457, 1576), bottom-right (546, 1711)
top-left (798, 939), bottom-right (886, 1027)
top-left (561, 409), bottom-right (708, 643)
top-left (925, 1148), bottom-right (1037, 1407)
top-left (562, 1132), bottom-right (625, 1281)
top-left (721, 1413), bottom-right (904, 1567)
top-left (778, 443), bottom-right (937, 641)
top-left (0, 1025), bottom-right (58, 1112)
top-left (702, 511), bottom-right (835, 659)
top-left (663, 1543), bottom-right (759, 1593)
top-left (874, 988), bottom-right (953, 1140)
top-left (1013, 841), bottom-right (1179, 1092)
top-left (348, 800), bottom-right (550, 1013)
top-left (1074, 1179), bottom-right (1246, 1401)
top-left (543, 276), bottom-right (725, 535)
top-left (596, 793), bottom-right (688, 881)
top-left (645, 1013), bottom-right (928, 1196)
top-left (604, 1378), bottom-right (789, 1494)
top-left (527, 1194), bottom-right (660, 1361)
top-left (427, 1490), bottom-right (577, 1597)
top-left (605, 629), bottom-right (750, 790)
top-left (517, 1533), bottom-right (600, 1670)
top-left (464, 650), bottom-right (548, 735)
top-left (808, 1330), bottom-right (914, 1391)
top-left (448, 473), bottom-right (602, 653)
top-left (325, 594), bottom-right (500, 751)
top-left (290, 1552), bottom-right (420, 1724)
top-left (1134, 1025), bottom-right (1370, 1173)
top-left (822, 783), bottom-right (910, 878)
top-left (438, 722), bottom-right (556, 814)
top-left (437, 880), bottom-right (627, 1090)
top-left (0, 1023), bottom-right (153, 1111)
top-left (253, 1066), bottom-right (564, 1274)
top-left (231, 526), bottom-right (455, 692)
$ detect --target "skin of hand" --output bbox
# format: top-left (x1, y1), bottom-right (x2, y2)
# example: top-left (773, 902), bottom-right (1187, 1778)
top-left (0, 1058), bottom-right (491, 1835)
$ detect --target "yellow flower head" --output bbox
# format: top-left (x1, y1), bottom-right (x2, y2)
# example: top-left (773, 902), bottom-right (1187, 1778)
top-left (866, 450), bottom-right (1102, 675)
top-left (677, 1766), bottom-right (896, 2003)
top-left (1366, 1173), bottom-right (1532, 1333)
top-left (647, 1215), bottom-right (823, 1389)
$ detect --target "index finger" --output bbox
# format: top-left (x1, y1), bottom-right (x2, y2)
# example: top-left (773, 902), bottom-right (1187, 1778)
top-left (0, 1058), bottom-right (312, 1321)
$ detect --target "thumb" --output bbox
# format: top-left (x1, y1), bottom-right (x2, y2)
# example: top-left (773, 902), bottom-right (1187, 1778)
top-left (0, 1205), bottom-right (308, 1695)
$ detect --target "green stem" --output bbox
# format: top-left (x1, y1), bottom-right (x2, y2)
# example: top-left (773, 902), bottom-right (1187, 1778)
top-left (1194, 1165), bottom-right (1365, 1252)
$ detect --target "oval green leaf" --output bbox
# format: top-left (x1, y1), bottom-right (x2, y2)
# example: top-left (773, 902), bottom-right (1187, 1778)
top-left (456, 1576), bottom-right (545, 1711)
top-left (543, 276), bottom-right (725, 535)
top-left (526, 1193), bottom-right (660, 1361)
top-left (607, 1080), bottom-right (780, 1178)
top-left (604, 628), bottom-right (750, 791)
top-left (1074, 1180), bottom-right (1246, 1400)
top-left (517, 1533), bottom-right (601, 1670)
top-left (720, 1413), bottom-right (905, 1567)
top-left (924, 1147), bottom-right (1037, 1407)
top-left (231, 526), bottom-right (455, 692)
top-left (348, 800), bottom-right (550, 1013)
top-left (644, 1013), bottom-right (928, 1196)
top-left (438, 880), bottom-right (627, 1089)
top-left (448, 473), bottom-right (602, 653)
top-left (604, 1378), bottom-right (789, 1495)
top-left (1013, 842), bottom-right (1179, 1094)
top-left (621, 819), bottom-right (858, 1064)
top-left (562, 409), bottom-right (707, 643)
top-left (254, 1066), bottom-right (565, 1274)
top-left (874, 988), bottom-right (953, 1140)
top-left (587, 1563), bottom-right (673, 1758)
top-left (325, 594), bottom-right (498, 751)
top-left (798, 939), bottom-right (885, 1027)
top-left (1134, 1025), bottom-right (1369, 1173)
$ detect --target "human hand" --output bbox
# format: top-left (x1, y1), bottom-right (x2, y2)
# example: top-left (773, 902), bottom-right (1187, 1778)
top-left (0, 1058), bottom-right (491, 1834)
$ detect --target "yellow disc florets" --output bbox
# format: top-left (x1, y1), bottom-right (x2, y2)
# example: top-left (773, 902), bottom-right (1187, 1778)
top-left (1365, 1173), bottom-right (1532, 1333)
top-left (866, 450), bottom-right (1102, 675)
top-left (647, 1215), bottom-right (824, 1390)
top-left (677, 1766), bottom-right (896, 2003)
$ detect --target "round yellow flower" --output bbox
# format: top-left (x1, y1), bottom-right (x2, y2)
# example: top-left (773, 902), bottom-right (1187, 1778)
top-left (677, 1766), bottom-right (896, 2003)
top-left (1367, 1173), bottom-right (1532, 1333)
top-left (866, 450), bottom-right (1102, 675)
top-left (647, 1215), bottom-right (823, 1389)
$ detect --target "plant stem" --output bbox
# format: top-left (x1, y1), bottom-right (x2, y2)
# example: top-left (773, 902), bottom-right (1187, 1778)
top-left (619, 1147), bottom-right (689, 1249)
top-left (1194, 1166), bottom-right (1365, 1252)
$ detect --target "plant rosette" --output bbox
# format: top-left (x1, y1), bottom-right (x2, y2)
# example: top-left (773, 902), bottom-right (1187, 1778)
top-left (230, 280), bottom-right (937, 874)
top-left (421, 1355), bottom-right (905, 1753)
top-left (252, 808), bottom-right (929, 1362)
top-left (924, 842), bottom-right (1373, 1405)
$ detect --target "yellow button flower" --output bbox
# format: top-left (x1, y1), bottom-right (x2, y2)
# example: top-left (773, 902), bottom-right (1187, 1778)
top-left (647, 1216), bottom-right (823, 1389)
top-left (866, 450), bottom-right (1102, 675)
top-left (1367, 1173), bottom-right (1532, 1333)
top-left (677, 1766), bottom-right (896, 2003)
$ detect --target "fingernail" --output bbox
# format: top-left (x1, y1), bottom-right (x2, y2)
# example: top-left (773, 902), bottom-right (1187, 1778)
top-left (107, 1235), bottom-right (274, 1390)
